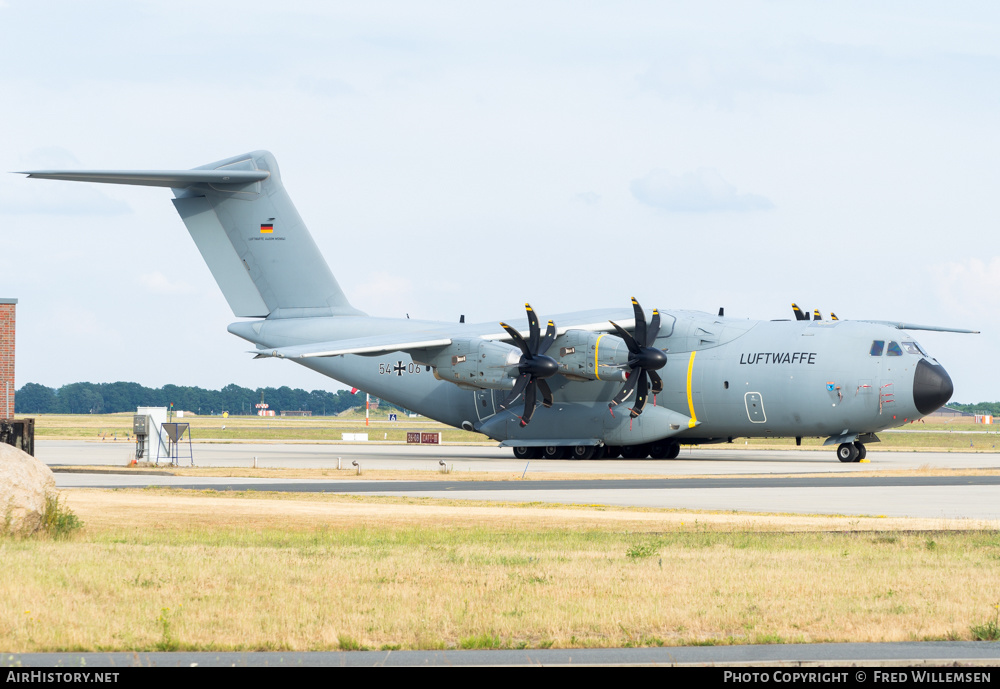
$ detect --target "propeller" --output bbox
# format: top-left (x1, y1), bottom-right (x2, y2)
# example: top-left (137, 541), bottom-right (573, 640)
top-left (498, 304), bottom-right (559, 426)
top-left (792, 303), bottom-right (840, 321)
top-left (608, 297), bottom-right (667, 418)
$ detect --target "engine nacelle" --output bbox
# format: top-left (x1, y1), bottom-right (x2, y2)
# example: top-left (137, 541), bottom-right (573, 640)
top-left (426, 338), bottom-right (520, 390)
top-left (552, 330), bottom-right (630, 382)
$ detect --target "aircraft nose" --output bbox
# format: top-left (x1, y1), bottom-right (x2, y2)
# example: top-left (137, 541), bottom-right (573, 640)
top-left (913, 358), bottom-right (954, 415)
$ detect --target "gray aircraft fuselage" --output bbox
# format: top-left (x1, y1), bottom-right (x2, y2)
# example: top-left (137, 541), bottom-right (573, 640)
top-left (226, 308), bottom-right (952, 448)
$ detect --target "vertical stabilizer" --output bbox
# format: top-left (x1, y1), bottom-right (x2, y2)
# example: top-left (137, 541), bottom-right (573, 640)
top-left (22, 150), bottom-right (364, 319)
top-left (172, 151), bottom-right (363, 318)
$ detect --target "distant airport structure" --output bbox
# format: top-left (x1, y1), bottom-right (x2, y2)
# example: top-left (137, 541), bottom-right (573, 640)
top-left (0, 298), bottom-right (15, 418)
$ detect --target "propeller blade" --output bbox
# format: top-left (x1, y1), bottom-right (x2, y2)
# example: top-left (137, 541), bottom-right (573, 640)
top-left (520, 381), bottom-right (537, 426)
top-left (813, 309), bottom-right (822, 321)
top-left (609, 373), bottom-right (638, 408)
top-left (609, 320), bottom-right (639, 353)
top-left (500, 322), bottom-right (531, 358)
top-left (792, 303), bottom-right (808, 321)
top-left (647, 309), bottom-right (661, 347)
top-left (831, 312), bottom-right (839, 321)
top-left (525, 303), bottom-right (540, 354)
top-left (537, 378), bottom-right (553, 408)
top-left (630, 371), bottom-right (649, 417)
top-left (648, 369), bottom-right (663, 394)
top-left (537, 320), bottom-right (556, 356)
top-left (631, 297), bottom-right (646, 347)
top-left (500, 374), bottom-right (530, 409)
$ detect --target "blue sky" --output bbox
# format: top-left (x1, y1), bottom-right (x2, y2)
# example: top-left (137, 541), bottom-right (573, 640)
top-left (1, 1), bottom-right (998, 401)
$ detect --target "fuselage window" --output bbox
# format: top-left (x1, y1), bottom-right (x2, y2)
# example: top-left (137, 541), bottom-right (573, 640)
top-left (870, 340), bottom-right (885, 356)
top-left (887, 341), bottom-right (903, 356)
top-left (902, 341), bottom-right (927, 356)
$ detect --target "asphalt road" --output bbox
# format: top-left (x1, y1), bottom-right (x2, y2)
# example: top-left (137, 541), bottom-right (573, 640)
top-left (6, 641), bottom-right (1000, 666)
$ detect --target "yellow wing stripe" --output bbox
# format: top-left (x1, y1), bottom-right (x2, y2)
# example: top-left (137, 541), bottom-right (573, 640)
top-left (686, 351), bottom-right (698, 428)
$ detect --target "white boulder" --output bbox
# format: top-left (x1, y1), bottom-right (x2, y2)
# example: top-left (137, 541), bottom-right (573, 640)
top-left (0, 442), bottom-right (57, 534)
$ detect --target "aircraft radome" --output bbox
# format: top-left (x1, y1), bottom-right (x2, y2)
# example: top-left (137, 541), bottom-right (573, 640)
top-left (21, 151), bottom-right (977, 462)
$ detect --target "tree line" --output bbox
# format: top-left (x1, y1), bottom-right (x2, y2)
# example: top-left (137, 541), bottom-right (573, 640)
top-left (13, 381), bottom-right (388, 416)
top-left (950, 402), bottom-right (1000, 416)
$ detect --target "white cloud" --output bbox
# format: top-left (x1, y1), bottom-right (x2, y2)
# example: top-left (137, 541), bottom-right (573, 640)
top-left (630, 168), bottom-right (773, 213)
top-left (138, 271), bottom-right (195, 296)
top-left (933, 257), bottom-right (1000, 315)
top-left (574, 192), bottom-right (601, 206)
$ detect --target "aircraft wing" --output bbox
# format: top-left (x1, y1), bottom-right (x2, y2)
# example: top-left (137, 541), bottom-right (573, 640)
top-left (860, 321), bottom-right (980, 334)
top-left (251, 312), bottom-right (639, 359)
top-left (253, 335), bottom-right (454, 359)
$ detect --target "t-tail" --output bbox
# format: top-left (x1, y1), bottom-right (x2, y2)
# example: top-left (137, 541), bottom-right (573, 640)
top-left (21, 151), bottom-right (363, 320)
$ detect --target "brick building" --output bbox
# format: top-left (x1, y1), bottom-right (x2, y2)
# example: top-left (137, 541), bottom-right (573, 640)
top-left (1, 298), bottom-right (15, 418)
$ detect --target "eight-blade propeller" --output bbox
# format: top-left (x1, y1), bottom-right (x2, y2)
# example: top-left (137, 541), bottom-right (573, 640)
top-left (498, 304), bottom-right (559, 427)
top-left (608, 297), bottom-right (667, 418)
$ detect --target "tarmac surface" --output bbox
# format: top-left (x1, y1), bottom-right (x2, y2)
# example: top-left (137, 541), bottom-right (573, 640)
top-left (42, 440), bottom-right (1000, 520)
top-left (6, 641), bottom-right (1000, 667)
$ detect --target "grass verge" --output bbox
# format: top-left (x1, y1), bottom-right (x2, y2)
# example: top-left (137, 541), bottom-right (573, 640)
top-left (0, 488), bottom-right (998, 652)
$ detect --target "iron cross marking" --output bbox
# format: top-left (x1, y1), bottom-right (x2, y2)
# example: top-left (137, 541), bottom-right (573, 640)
top-left (393, 361), bottom-right (405, 376)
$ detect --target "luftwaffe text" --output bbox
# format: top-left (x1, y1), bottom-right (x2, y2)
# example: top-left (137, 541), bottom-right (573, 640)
top-left (739, 352), bottom-right (817, 365)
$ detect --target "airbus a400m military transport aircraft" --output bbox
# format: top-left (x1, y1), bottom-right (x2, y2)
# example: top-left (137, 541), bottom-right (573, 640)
top-left (23, 151), bottom-right (975, 462)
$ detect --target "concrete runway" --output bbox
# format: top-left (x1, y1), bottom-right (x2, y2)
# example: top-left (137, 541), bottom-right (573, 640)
top-left (43, 440), bottom-right (1000, 520)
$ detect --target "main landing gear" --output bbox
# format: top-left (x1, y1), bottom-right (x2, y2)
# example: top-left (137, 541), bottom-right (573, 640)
top-left (836, 441), bottom-right (867, 463)
top-left (512, 441), bottom-right (681, 460)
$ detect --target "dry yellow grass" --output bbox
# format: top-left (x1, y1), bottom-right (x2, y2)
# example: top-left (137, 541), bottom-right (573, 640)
top-left (1, 489), bottom-right (998, 652)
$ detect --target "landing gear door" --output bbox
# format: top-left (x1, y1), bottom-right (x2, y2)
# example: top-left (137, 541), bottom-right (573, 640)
top-left (745, 392), bottom-right (766, 423)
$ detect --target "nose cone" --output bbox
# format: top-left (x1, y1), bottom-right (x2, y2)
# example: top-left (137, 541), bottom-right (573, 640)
top-left (913, 358), bottom-right (954, 415)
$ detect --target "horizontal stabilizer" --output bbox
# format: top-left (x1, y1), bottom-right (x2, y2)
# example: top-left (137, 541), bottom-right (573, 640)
top-left (18, 169), bottom-right (269, 188)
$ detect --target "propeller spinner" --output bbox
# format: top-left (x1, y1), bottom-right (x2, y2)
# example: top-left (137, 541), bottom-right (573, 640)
top-left (608, 298), bottom-right (667, 418)
top-left (498, 304), bottom-right (559, 427)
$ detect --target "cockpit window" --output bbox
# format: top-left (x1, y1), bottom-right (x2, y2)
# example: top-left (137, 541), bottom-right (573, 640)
top-left (870, 340), bottom-right (885, 356)
top-left (887, 341), bottom-right (903, 356)
top-left (902, 341), bottom-right (927, 356)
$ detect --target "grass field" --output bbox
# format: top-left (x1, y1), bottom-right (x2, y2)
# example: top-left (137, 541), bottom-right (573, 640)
top-left (1, 489), bottom-right (999, 652)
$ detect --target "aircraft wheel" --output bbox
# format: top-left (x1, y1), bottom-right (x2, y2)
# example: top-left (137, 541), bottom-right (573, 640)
top-left (604, 445), bottom-right (622, 458)
top-left (542, 445), bottom-right (566, 460)
top-left (621, 445), bottom-right (648, 459)
top-left (665, 441), bottom-right (681, 460)
top-left (648, 441), bottom-right (669, 459)
top-left (837, 443), bottom-right (859, 463)
top-left (854, 442), bottom-right (867, 461)
top-left (569, 445), bottom-right (596, 460)
top-left (592, 445), bottom-right (607, 459)
top-left (512, 446), bottom-right (541, 460)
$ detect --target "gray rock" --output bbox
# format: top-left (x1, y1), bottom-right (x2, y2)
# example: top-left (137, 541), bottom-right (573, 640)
top-left (0, 442), bottom-right (57, 534)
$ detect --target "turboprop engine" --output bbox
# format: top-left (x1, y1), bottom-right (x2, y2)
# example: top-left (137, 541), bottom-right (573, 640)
top-left (426, 339), bottom-right (521, 390)
top-left (552, 330), bottom-right (630, 382)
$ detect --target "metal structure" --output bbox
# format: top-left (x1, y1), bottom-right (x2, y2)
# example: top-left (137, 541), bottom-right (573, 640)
top-left (159, 422), bottom-right (193, 466)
